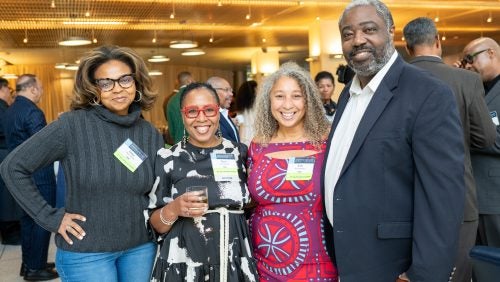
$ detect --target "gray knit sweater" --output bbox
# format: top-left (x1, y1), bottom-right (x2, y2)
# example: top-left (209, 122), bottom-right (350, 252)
top-left (0, 104), bottom-right (164, 252)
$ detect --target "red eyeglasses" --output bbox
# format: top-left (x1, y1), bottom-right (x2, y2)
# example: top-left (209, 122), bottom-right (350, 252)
top-left (181, 104), bottom-right (220, 119)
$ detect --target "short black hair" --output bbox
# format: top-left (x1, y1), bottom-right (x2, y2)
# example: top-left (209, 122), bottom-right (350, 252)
top-left (180, 82), bottom-right (220, 108)
top-left (314, 71), bottom-right (335, 84)
top-left (403, 17), bottom-right (438, 52)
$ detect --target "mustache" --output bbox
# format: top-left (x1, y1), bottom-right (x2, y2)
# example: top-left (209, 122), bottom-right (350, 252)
top-left (348, 46), bottom-right (375, 58)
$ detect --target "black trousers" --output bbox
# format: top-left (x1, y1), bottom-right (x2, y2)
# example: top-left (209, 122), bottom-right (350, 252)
top-left (21, 183), bottom-right (56, 270)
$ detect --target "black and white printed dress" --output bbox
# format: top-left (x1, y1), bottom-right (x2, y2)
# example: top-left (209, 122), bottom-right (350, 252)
top-left (149, 139), bottom-right (258, 282)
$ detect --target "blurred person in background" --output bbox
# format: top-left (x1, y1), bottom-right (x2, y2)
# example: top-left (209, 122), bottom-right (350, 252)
top-left (234, 80), bottom-right (258, 146)
top-left (0, 77), bottom-right (23, 246)
top-left (314, 71), bottom-right (337, 123)
top-left (2, 73), bottom-right (58, 281)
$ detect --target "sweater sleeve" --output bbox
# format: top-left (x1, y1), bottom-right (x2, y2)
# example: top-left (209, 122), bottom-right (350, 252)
top-left (0, 119), bottom-right (68, 233)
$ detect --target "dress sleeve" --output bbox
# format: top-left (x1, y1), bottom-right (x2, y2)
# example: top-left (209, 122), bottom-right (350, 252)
top-left (147, 146), bottom-right (174, 241)
top-left (0, 119), bottom-right (68, 233)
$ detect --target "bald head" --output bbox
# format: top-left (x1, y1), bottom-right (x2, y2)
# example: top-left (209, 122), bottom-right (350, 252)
top-left (15, 74), bottom-right (43, 103)
top-left (462, 37), bottom-right (500, 82)
top-left (206, 76), bottom-right (233, 109)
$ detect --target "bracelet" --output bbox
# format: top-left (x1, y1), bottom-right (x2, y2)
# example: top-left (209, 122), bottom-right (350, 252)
top-left (159, 206), bottom-right (177, 226)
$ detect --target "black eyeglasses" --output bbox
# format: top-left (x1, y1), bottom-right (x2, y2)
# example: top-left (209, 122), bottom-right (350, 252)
top-left (95, 74), bottom-right (135, 92)
top-left (181, 104), bottom-right (220, 119)
top-left (461, 49), bottom-right (489, 66)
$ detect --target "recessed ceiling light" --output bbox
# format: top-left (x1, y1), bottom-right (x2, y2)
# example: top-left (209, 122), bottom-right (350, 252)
top-left (149, 70), bottom-right (163, 76)
top-left (181, 49), bottom-right (205, 56)
top-left (58, 37), bottom-right (92, 46)
top-left (169, 40), bottom-right (198, 49)
top-left (148, 55), bottom-right (170, 63)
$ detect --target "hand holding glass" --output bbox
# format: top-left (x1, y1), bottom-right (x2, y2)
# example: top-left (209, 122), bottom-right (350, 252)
top-left (186, 186), bottom-right (209, 214)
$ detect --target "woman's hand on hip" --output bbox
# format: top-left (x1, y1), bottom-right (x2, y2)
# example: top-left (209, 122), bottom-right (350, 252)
top-left (57, 213), bottom-right (86, 245)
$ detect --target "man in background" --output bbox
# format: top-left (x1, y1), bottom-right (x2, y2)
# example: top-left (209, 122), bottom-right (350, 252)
top-left (461, 38), bottom-right (500, 251)
top-left (3, 74), bottom-right (58, 281)
top-left (207, 76), bottom-right (240, 142)
top-left (322, 1), bottom-right (465, 281)
top-left (165, 71), bottom-right (194, 145)
top-left (403, 17), bottom-right (496, 282)
top-left (0, 77), bottom-right (23, 246)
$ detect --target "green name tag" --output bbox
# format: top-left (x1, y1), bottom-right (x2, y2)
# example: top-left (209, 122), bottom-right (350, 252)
top-left (113, 138), bottom-right (147, 172)
top-left (285, 157), bottom-right (315, 181)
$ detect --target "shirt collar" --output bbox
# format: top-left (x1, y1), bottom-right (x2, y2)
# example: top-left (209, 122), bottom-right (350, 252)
top-left (349, 51), bottom-right (399, 97)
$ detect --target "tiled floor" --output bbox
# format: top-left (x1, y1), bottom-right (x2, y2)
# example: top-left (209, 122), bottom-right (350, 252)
top-left (0, 236), bottom-right (59, 282)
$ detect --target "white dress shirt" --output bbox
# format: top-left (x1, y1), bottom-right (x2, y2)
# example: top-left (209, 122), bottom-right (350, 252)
top-left (324, 51), bottom-right (399, 225)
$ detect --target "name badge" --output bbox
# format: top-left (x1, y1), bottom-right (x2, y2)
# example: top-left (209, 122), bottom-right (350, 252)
top-left (113, 138), bottom-right (147, 172)
top-left (490, 111), bottom-right (499, 126)
top-left (210, 153), bottom-right (239, 182)
top-left (285, 157), bottom-right (315, 181)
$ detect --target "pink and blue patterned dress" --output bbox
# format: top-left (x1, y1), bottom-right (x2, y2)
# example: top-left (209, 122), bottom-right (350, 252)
top-left (247, 141), bottom-right (338, 281)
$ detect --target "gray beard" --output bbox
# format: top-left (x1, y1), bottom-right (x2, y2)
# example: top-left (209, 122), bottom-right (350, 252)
top-left (348, 40), bottom-right (395, 77)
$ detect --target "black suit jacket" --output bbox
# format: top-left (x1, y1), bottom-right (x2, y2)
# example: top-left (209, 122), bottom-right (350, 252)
top-left (471, 77), bottom-right (500, 214)
top-left (410, 55), bottom-right (495, 221)
top-left (322, 55), bottom-right (465, 281)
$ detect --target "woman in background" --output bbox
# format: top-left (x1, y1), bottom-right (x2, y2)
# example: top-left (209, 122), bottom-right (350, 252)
top-left (1, 45), bottom-right (164, 281)
top-left (235, 80), bottom-right (258, 146)
top-left (148, 82), bottom-right (258, 282)
top-left (247, 62), bottom-right (337, 281)
top-left (314, 71), bottom-right (337, 123)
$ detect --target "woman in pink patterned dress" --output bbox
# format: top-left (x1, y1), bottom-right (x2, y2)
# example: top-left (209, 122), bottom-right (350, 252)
top-left (247, 62), bottom-right (338, 281)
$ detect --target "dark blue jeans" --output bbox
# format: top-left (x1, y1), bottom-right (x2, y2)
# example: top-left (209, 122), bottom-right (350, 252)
top-left (21, 183), bottom-right (56, 270)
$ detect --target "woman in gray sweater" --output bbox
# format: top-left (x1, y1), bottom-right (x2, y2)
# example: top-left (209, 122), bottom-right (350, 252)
top-left (0, 45), bottom-right (164, 281)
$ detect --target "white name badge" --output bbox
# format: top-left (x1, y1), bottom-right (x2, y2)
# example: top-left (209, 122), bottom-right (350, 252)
top-left (285, 157), bottom-right (315, 181)
top-left (210, 153), bottom-right (239, 182)
top-left (113, 138), bottom-right (147, 172)
top-left (490, 111), bottom-right (499, 126)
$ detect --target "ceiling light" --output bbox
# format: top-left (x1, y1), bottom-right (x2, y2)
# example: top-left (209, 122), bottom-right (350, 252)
top-left (149, 70), bottom-right (163, 76)
top-left (50, 0), bottom-right (55, 8)
top-left (2, 74), bottom-right (18, 79)
top-left (65, 64), bottom-right (79, 71)
top-left (148, 55), bottom-right (170, 63)
top-left (58, 36), bottom-right (92, 46)
top-left (217, 0), bottom-right (222, 7)
top-left (181, 49), bottom-right (205, 56)
top-left (209, 37), bottom-right (214, 43)
top-left (63, 21), bottom-right (127, 25)
top-left (23, 29), bottom-right (28, 44)
top-left (434, 16), bottom-right (439, 22)
top-left (54, 63), bottom-right (68, 69)
top-left (169, 40), bottom-right (198, 49)
top-left (487, 11), bottom-right (493, 23)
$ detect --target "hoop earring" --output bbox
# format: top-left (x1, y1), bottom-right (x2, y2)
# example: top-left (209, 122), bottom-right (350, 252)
top-left (182, 128), bottom-right (189, 147)
top-left (90, 95), bottom-right (100, 106)
top-left (134, 90), bottom-right (143, 102)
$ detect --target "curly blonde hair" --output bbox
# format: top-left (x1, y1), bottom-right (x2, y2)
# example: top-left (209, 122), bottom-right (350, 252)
top-left (254, 61), bottom-right (330, 147)
top-left (70, 45), bottom-right (156, 111)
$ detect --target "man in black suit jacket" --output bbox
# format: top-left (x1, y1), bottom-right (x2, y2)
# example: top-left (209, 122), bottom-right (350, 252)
top-left (403, 17), bottom-right (496, 282)
top-left (207, 76), bottom-right (240, 142)
top-left (462, 37), bottom-right (500, 250)
top-left (322, 1), bottom-right (465, 281)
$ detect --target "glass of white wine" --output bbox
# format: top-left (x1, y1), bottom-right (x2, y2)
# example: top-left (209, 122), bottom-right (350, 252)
top-left (186, 186), bottom-right (208, 205)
